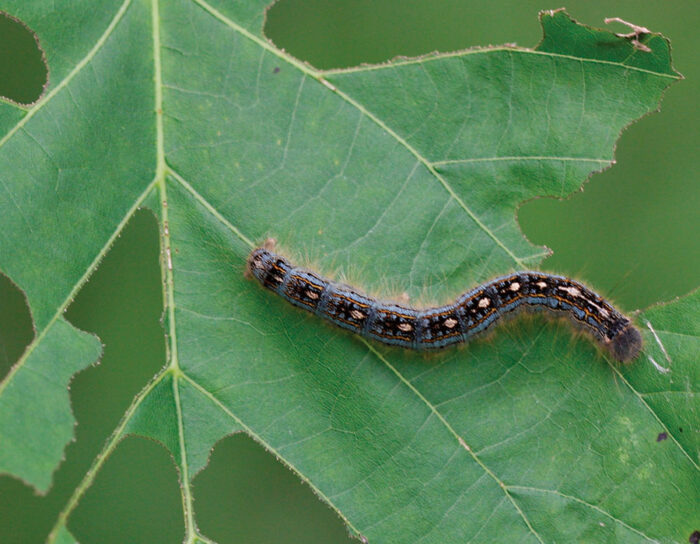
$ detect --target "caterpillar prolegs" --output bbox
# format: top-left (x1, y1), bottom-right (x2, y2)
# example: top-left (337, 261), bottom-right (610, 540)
top-left (246, 242), bottom-right (643, 362)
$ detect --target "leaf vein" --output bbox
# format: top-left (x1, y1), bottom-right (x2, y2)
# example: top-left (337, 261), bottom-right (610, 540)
top-left (362, 339), bottom-right (546, 543)
top-left (507, 485), bottom-right (661, 542)
top-left (610, 363), bottom-right (700, 471)
top-left (168, 167), bottom-right (255, 248)
top-left (0, 176), bottom-right (157, 398)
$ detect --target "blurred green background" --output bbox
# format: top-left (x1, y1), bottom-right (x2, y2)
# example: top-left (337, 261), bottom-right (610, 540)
top-left (0, 1), bottom-right (697, 542)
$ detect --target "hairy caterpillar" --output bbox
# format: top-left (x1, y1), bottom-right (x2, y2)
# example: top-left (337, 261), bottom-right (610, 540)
top-left (246, 242), bottom-right (643, 362)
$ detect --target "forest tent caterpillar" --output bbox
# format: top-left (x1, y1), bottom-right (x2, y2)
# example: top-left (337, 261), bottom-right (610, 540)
top-left (246, 242), bottom-right (643, 363)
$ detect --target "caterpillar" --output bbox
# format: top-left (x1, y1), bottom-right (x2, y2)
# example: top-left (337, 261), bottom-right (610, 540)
top-left (246, 241), bottom-right (643, 362)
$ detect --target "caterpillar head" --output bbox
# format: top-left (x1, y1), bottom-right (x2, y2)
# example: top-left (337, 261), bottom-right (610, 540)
top-left (609, 323), bottom-right (643, 363)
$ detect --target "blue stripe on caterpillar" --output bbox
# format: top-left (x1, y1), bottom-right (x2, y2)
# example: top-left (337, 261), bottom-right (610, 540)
top-left (246, 244), bottom-right (642, 362)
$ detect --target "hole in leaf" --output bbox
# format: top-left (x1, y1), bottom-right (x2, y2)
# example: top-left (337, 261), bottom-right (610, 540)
top-left (0, 11), bottom-right (48, 105)
top-left (518, 119), bottom-right (700, 311)
top-left (63, 210), bottom-right (171, 539)
top-left (69, 436), bottom-right (184, 544)
top-left (193, 434), bottom-right (355, 544)
top-left (264, 0), bottom-right (541, 70)
top-left (0, 210), bottom-right (167, 541)
top-left (0, 273), bottom-right (33, 381)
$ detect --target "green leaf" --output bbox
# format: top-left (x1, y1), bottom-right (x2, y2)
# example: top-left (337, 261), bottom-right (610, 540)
top-left (0, 318), bottom-right (101, 492)
top-left (0, 2), bottom-right (696, 543)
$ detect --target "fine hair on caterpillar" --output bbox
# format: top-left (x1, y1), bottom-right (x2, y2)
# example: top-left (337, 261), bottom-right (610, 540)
top-left (246, 240), bottom-right (643, 363)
